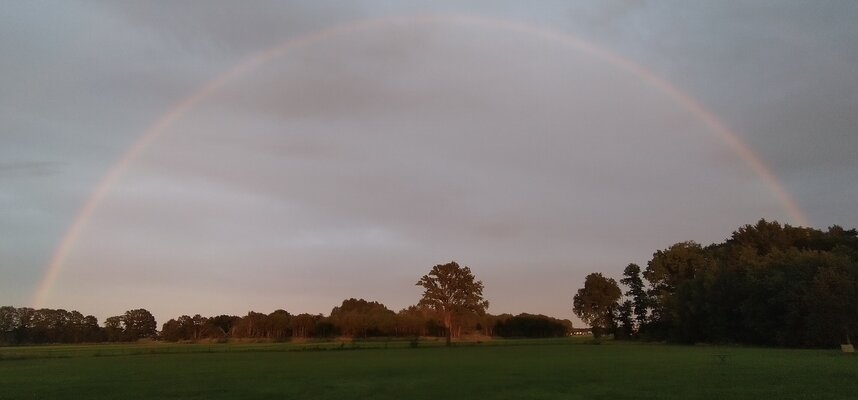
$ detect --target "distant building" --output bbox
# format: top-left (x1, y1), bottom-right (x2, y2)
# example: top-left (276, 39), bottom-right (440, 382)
top-left (570, 328), bottom-right (592, 336)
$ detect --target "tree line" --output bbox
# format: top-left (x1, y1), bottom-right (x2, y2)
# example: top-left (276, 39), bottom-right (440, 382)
top-left (0, 307), bottom-right (155, 344)
top-left (1, 263), bottom-right (572, 345)
top-left (573, 220), bottom-right (858, 347)
top-left (6, 220), bottom-right (854, 348)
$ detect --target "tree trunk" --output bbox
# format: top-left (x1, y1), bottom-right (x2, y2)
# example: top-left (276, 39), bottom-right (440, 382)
top-left (444, 312), bottom-right (452, 346)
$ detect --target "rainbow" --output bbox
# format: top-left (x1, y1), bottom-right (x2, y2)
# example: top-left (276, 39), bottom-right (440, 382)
top-left (32, 14), bottom-right (809, 308)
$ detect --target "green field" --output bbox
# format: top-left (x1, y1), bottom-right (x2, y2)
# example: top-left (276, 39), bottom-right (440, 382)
top-left (2, 339), bottom-right (856, 399)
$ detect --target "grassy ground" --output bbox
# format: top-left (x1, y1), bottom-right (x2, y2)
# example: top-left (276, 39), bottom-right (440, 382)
top-left (2, 339), bottom-right (856, 399)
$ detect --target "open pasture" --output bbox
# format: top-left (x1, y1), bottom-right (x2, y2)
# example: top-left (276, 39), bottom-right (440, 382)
top-left (2, 339), bottom-right (856, 399)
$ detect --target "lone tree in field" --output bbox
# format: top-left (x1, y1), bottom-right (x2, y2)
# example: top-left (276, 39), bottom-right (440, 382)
top-left (416, 261), bottom-right (489, 346)
top-left (573, 273), bottom-right (622, 337)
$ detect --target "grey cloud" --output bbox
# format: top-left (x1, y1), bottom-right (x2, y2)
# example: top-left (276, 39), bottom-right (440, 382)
top-left (97, 1), bottom-right (366, 56)
top-left (0, 161), bottom-right (66, 178)
top-left (556, 1), bottom-right (858, 228)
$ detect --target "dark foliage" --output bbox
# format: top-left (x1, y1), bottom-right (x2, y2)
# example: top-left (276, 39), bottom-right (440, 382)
top-left (494, 313), bottom-right (571, 338)
top-left (593, 219), bottom-right (858, 347)
top-left (0, 307), bottom-right (153, 344)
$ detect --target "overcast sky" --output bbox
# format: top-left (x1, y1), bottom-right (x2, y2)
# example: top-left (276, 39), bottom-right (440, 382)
top-left (2, 1), bottom-right (856, 325)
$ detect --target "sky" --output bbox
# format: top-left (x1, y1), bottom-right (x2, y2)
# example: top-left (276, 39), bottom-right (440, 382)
top-left (2, 1), bottom-right (857, 326)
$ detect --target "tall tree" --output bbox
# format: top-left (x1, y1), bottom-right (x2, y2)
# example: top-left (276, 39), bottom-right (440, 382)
top-left (416, 261), bottom-right (488, 346)
top-left (620, 263), bottom-right (648, 330)
top-left (573, 273), bottom-right (622, 337)
top-left (616, 300), bottom-right (634, 339)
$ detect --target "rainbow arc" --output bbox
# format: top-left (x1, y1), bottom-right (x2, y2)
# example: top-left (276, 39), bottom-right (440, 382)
top-left (32, 14), bottom-right (808, 308)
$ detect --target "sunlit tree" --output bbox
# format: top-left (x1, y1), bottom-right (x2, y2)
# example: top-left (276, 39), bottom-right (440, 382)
top-left (416, 261), bottom-right (488, 346)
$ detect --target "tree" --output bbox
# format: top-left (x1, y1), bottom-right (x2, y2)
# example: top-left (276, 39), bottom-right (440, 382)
top-left (266, 310), bottom-right (292, 340)
top-left (160, 318), bottom-right (183, 342)
top-left (644, 241), bottom-right (714, 328)
top-left (81, 315), bottom-right (104, 342)
top-left (104, 315), bottom-right (124, 342)
top-left (805, 261), bottom-right (858, 346)
top-left (620, 263), bottom-right (649, 331)
top-left (493, 313), bottom-right (571, 338)
top-left (208, 315), bottom-right (240, 337)
top-left (233, 311), bottom-right (267, 338)
top-left (330, 299), bottom-right (395, 337)
top-left (616, 300), bottom-right (634, 339)
top-left (0, 306), bottom-right (19, 344)
top-left (122, 309), bottom-right (156, 340)
top-left (396, 306), bottom-right (428, 337)
top-left (416, 261), bottom-right (488, 346)
top-left (645, 242), bottom-right (712, 294)
top-left (291, 313), bottom-right (321, 338)
top-left (573, 273), bottom-right (622, 337)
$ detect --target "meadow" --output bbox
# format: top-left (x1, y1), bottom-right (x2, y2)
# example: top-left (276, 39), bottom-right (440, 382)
top-left (2, 338), bottom-right (856, 399)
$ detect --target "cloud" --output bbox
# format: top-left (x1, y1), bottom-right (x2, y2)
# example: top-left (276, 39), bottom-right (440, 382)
top-left (0, 161), bottom-right (66, 178)
top-left (96, 1), bottom-right (366, 55)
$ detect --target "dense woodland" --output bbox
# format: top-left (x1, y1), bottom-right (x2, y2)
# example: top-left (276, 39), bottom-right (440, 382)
top-left (2, 220), bottom-right (856, 348)
top-left (575, 220), bottom-right (858, 347)
top-left (0, 301), bottom-right (571, 345)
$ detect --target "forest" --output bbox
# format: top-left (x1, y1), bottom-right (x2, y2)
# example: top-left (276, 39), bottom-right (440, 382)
top-left (575, 220), bottom-right (858, 347)
top-left (0, 301), bottom-right (571, 345)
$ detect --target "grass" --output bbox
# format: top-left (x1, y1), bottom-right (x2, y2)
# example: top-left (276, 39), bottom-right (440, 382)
top-left (1, 339), bottom-right (856, 399)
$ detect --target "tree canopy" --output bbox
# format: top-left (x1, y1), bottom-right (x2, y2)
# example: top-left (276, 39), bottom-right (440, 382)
top-left (572, 273), bottom-right (622, 337)
top-left (416, 261), bottom-right (489, 345)
top-left (577, 219), bottom-right (858, 347)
